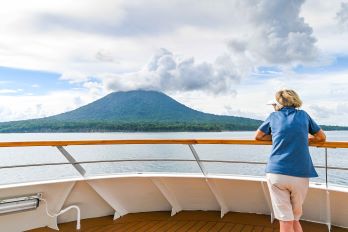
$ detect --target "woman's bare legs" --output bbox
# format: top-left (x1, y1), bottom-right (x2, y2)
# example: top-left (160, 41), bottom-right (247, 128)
top-left (279, 221), bottom-right (294, 232)
top-left (279, 220), bottom-right (303, 232)
top-left (293, 220), bottom-right (303, 232)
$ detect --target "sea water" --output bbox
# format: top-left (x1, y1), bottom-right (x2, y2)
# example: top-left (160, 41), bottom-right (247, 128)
top-left (0, 131), bottom-right (347, 187)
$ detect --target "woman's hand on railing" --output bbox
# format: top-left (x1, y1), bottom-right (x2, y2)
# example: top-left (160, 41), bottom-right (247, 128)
top-left (308, 129), bottom-right (326, 143)
top-left (254, 130), bottom-right (272, 141)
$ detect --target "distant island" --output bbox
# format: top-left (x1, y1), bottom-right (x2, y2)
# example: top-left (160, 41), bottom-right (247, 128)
top-left (0, 90), bottom-right (346, 132)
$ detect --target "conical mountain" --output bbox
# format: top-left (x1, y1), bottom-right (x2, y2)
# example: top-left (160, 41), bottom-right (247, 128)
top-left (0, 90), bottom-right (345, 132)
top-left (0, 90), bottom-right (263, 132)
top-left (50, 90), bottom-right (210, 121)
top-left (50, 90), bottom-right (258, 123)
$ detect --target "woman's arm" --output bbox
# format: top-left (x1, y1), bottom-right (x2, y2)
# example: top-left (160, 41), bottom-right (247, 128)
top-left (255, 130), bottom-right (272, 141)
top-left (308, 129), bottom-right (326, 143)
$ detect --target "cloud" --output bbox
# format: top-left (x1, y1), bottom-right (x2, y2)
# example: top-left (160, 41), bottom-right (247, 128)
top-left (99, 1), bottom-right (320, 94)
top-left (59, 71), bottom-right (90, 84)
top-left (101, 48), bottom-right (241, 94)
top-left (336, 2), bottom-right (348, 30)
top-left (0, 89), bottom-right (100, 122)
top-left (228, 0), bottom-right (318, 66)
top-left (300, 0), bottom-right (348, 54)
top-left (29, 0), bottom-right (126, 34)
top-left (95, 50), bottom-right (115, 63)
top-left (88, 0), bottom-right (320, 95)
top-left (82, 81), bottom-right (105, 95)
top-left (0, 0), bottom-right (322, 77)
top-left (224, 105), bottom-right (264, 120)
top-left (0, 89), bottom-right (23, 94)
top-left (330, 87), bottom-right (348, 97)
top-left (336, 103), bottom-right (348, 115)
top-left (308, 104), bottom-right (332, 119)
top-left (31, 1), bottom-right (240, 37)
top-left (307, 103), bottom-right (348, 126)
top-left (75, 0), bottom-right (321, 95)
top-left (0, 81), bottom-right (12, 85)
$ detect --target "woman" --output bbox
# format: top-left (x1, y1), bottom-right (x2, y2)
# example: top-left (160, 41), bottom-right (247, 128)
top-left (255, 89), bottom-right (326, 232)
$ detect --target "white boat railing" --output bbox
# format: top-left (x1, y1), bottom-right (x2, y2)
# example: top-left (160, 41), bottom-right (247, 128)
top-left (0, 139), bottom-right (347, 187)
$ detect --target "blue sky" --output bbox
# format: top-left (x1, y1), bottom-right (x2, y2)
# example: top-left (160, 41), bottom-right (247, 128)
top-left (0, 66), bottom-right (68, 95)
top-left (294, 56), bottom-right (348, 73)
top-left (0, 0), bottom-right (348, 126)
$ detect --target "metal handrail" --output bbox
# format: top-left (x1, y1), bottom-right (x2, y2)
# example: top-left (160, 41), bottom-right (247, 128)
top-left (0, 139), bottom-right (346, 148)
top-left (0, 139), bottom-right (347, 169)
top-left (0, 139), bottom-right (347, 188)
top-left (2, 158), bottom-right (348, 171)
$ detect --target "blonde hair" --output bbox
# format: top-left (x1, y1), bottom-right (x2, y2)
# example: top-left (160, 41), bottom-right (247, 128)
top-left (275, 89), bottom-right (302, 108)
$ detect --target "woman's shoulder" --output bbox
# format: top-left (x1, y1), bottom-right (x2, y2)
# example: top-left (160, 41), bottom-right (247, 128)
top-left (296, 109), bottom-right (314, 121)
top-left (268, 111), bottom-right (277, 118)
top-left (297, 109), bottom-right (309, 115)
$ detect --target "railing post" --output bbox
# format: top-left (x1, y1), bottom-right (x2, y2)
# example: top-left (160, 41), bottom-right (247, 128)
top-left (325, 148), bottom-right (328, 189)
top-left (188, 144), bottom-right (207, 176)
top-left (325, 148), bottom-right (331, 232)
top-left (56, 146), bottom-right (86, 176)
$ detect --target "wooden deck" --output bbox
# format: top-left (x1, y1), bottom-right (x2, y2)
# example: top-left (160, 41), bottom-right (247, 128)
top-left (28, 211), bottom-right (348, 232)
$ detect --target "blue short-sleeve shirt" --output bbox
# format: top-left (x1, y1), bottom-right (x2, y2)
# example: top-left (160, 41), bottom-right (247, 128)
top-left (258, 107), bottom-right (320, 178)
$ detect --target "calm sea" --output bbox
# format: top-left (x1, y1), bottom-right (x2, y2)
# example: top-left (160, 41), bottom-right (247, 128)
top-left (0, 131), bottom-right (347, 187)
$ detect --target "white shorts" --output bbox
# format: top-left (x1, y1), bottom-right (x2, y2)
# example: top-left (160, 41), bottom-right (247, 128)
top-left (266, 173), bottom-right (309, 221)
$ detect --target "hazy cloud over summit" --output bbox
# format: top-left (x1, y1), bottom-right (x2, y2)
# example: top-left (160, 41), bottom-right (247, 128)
top-left (104, 48), bottom-right (240, 94)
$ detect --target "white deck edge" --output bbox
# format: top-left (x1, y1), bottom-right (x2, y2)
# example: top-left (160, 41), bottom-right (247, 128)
top-left (1, 173), bottom-right (347, 193)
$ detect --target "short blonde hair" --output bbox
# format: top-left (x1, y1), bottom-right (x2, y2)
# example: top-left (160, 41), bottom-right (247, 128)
top-left (275, 89), bottom-right (302, 108)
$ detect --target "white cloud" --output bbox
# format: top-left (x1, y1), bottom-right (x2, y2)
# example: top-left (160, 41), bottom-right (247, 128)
top-left (0, 0), bottom-right (323, 77)
top-left (336, 2), bottom-right (348, 30)
top-left (95, 50), bottom-right (116, 63)
top-left (224, 105), bottom-right (265, 120)
top-left (0, 81), bottom-right (12, 85)
top-left (301, 0), bottom-right (348, 54)
top-left (228, 0), bottom-right (318, 66)
top-left (0, 0), bottom-right (233, 74)
top-left (82, 81), bottom-right (105, 95)
top-left (0, 89), bottom-right (23, 94)
top-left (102, 48), bottom-right (241, 94)
top-left (308, 105), bottom-right (332, 119)
top-left (87, 0), bottom-right (322, 96)
top-left (0, 89), bottom-right (101, 122)
top-left (59, 71), bottom-right (90, 84)
top-left (307, 103), bottom-right (348, 126)
top-left (88, 0), bottom-right (322, 95)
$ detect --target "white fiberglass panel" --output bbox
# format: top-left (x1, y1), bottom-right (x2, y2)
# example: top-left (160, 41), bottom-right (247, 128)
top-left (210, 178), bottom-right (270, 214)
top-left (158, 177), bottom-right (220, 211)
top-left (87, 177), bottom-right (171, 213)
